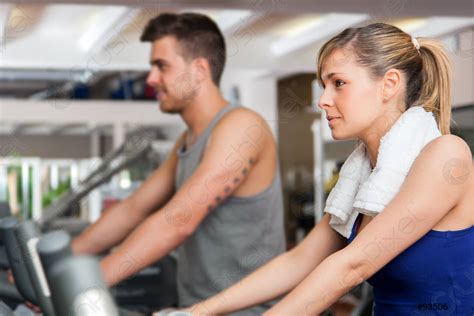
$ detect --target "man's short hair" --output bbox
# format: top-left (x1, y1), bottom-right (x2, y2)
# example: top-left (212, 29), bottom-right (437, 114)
top-left (141, 13), bottom-right (226, 86)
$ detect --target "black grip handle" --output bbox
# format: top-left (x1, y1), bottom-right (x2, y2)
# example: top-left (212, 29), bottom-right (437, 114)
top-left (0, 217), bottom-right (38, 304)
top-left (0, 247), bottom-right (10, 269)
top-left (15, 221), bottom-right (55, 315)
top-left (0, 270), bottom-right (23, 301)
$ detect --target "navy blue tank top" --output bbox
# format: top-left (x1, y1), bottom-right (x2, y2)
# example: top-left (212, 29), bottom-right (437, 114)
top-left (347, 213), bottom-right (474, 315)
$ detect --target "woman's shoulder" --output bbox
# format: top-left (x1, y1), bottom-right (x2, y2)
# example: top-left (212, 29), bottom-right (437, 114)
top-left (423, 134), bottom-right (472, 162)
top-left (417, 134), bottom-right (472, 191)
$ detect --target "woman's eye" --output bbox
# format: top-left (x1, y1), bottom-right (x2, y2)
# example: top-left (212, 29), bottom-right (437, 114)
top-left (335, 79), bottom-right (345, 87)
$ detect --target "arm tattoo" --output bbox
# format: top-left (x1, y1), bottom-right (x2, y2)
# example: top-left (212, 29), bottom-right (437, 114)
top-left (208, 157), bottom-right (256, 211)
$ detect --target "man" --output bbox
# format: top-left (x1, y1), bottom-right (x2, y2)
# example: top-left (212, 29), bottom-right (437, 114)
top-left (72, 13), bottom-right (286, 314)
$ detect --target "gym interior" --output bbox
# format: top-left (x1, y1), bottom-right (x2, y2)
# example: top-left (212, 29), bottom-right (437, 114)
top-left (0, 1), bottom-right (473, 315)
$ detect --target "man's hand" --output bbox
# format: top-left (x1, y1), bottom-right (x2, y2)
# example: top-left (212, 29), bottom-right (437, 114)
top-left (25, 301), bottom-right (42, 314)
top-left (7, 269), bottom-right (42, 313)
top-left (7, 269), bottom-right (13, 284)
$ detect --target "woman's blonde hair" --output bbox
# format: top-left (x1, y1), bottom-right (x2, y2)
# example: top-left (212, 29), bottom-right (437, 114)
top-left (316, 23), bottom-right (452, 134)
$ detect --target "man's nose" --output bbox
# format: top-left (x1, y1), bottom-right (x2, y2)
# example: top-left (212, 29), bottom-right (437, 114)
top-left (146, 68), bottom-right (160, 87)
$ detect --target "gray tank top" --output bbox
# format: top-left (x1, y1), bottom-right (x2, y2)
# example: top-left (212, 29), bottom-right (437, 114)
top-left (175, 104), bottom-right (286, 315)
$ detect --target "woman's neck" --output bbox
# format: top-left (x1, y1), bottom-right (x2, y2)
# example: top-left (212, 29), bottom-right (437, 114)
top-left (360, 108), bottom-right (404, 168)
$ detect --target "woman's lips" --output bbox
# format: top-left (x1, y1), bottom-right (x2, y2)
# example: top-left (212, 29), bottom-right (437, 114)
top-left (327, 117), bottom-right (340, 128)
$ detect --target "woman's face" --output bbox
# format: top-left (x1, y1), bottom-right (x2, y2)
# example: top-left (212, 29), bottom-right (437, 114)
top-left (318, 48), bottom-right (385, 141)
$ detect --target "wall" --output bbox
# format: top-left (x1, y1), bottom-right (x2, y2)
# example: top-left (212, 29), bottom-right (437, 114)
top-left (221, 69), bottom-right (279, 137)
top-left (451, 29), bottom-right (474, 107)
top-left (0, 134), bottom-right (92, 158)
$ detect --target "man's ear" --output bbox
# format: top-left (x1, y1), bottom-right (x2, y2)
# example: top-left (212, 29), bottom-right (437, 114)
top-left (382, 68), bottom-right (402, 102)
top-left (192, 58), bottom-right (210, 83)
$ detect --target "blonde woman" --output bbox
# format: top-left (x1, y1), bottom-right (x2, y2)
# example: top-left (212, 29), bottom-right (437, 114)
top-left (186, 23), bottom-right (474, 315)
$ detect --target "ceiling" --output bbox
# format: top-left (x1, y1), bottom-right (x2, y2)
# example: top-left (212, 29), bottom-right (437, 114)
top-left (0, 0), bottom-right (472, 136)
top-left (1, 1), bottom-right (472, 71)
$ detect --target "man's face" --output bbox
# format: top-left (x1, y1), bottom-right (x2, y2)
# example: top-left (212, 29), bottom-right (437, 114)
top-left (146, 36), bottom-right (200, 113)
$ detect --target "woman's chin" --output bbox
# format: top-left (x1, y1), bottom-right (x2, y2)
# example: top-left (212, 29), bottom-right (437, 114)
top-left (331, 131), bottom-right (352, 141)
top-left (330, 131), bottom-right (343, 140)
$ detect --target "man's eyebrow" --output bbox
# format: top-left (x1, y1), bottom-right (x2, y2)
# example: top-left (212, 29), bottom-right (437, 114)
top-left (150, 58), bottom-right (165, 66)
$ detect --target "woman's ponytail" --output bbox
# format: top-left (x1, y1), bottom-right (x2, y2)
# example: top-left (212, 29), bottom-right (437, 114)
top-left (415, 38), bottom-right (452, 135)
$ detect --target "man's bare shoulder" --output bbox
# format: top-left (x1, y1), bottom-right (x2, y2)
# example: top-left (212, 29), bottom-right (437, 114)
top-left (213, 106), bottom-right (273, 143)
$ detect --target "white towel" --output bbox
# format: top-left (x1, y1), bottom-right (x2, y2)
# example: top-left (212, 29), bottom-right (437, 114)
top-left (324, 106), bottom-right (442, 238)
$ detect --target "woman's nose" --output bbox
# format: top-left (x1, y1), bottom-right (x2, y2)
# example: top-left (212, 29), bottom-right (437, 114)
top-left (318, 89), bottom-right (333, 109)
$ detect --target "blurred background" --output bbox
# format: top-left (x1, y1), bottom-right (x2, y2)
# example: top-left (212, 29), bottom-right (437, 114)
top-left (1, 0), bottom-right (472, 243)
top-left (0, 1), bottom-right (472, 314)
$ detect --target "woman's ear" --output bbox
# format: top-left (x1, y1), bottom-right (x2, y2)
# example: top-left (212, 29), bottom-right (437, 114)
top-left (382, 68), bottom-right (402, 102)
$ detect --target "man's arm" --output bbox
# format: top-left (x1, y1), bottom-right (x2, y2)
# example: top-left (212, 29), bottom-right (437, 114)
top-left (100, 108), bottom-right (272, 286)
top-left (72, 134), bottom-right (185, 255)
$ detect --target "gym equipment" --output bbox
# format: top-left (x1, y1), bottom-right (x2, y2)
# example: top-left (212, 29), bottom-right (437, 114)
top-left (0, 203), bottom-right (10, 219)
top-left (154, 310), bottom-right (192, 316)
top-left (0, 132), bottom-right (177, 314)
top-left (112, 255), bottom-right (177, 313)
top-left (0, 301), bottom-right (14, 316)
top-left (14, 221), bottom-right (55, 315)
top-left (38, 130), bottom-right (158, 230)
top-left (0, 204), bottom-right (23, 306)
top-left (48, 256), bottom-right (118, 316)
top-left (0, 226), bottom-right (123, 316)
top-left (35, 230), bottom-right (72, 274)
top-left (0, 203), bottom-right (11, 272)
top-left (0, 271), bottom-right (22, 303)
top-left (0, 218), bottom-right (38, 304)
top-left (0, 219), bottom-right (174, 316)
top-left (35, 131), bottom-right (177, 313)
top-left (0, 248), bottom-right (10, 269)
top-left (0, 217), bottom-right (57, 315)
top-left (38, 230), bottom-right (119, 316)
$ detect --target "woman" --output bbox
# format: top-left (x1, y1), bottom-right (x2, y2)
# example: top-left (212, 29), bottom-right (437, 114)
top-left (186, 23), bottom-right (474, 315)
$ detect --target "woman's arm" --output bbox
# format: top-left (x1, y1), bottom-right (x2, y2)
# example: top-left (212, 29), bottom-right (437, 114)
top-left (264, 135), bottom-right (472, 315)
top-left (188, 213), bottom-right (347, 315)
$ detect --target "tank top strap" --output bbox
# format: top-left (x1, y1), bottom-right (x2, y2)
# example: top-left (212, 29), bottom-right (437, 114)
top-left (205, 103), bottom-right (237, 134)
top-left (179, 103), bottom-right (237, 156)
top-left (198, 103), bottom-right (238, 155)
